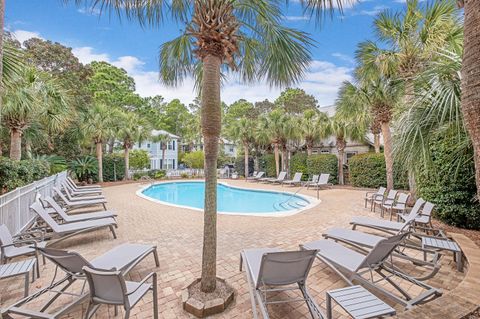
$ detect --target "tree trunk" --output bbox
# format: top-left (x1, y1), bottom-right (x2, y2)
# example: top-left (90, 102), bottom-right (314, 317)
top-left (200, 54), bottom-right (221, 293)
top-left (337, 137), bottom-right (346, 185)
top-left (9, 129), bottom-right (22, 160)
top-left (307, 145), bottom-right (312, 156)
top-left (244, 142), bottom-right (249, 179)
top-left (0, 0), bottom-right (4, 127)
top-left (461, 0), bottom-right (480, 200)
top-left (108, 138), bottom-right (114, 154)
top-left (96, 142), bottom-right (104, 183)
top-left (25, 140), bottom-right (32, 159)
top-left (374, 133), bottom-right (380, 153)
top-left (273, 143), bottom-right (280, 176)
top-left (124, 146), bottom-right (129, 180)
top-left (381, 122), bottom-right (394, 190)
top-left (162, 148), bottom-right (166, 170)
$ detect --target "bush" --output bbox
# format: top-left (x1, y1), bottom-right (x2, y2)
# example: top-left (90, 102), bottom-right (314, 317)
top-left (349, 153), bottom-right (409, 189)
top-left (183, 151), bottom-right (204, 169)
top-left (69, 156), bottom-right (98, 182)
top-left (129, 150), bottom-right (150, 170)
top-left (290, 153), bottom-right (308, 180)
top-left (102, 154), bottom-right (125, 182)
top-left (259, 154), bottom-right (277, 177)
top-left (234, 156), bottom-right (254, 177)
top-left (306, 154), bottom-right (337, 184)
top-left (417, 136), bottom-right (480, 229)
top-left (147, 169), bottom-right (166, 179)
top-left (0, 157), bottom-right (50, 193)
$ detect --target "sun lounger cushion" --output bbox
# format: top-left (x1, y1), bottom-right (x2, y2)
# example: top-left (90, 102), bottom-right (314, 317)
top-left (303, 240), bottom-right (364, 272)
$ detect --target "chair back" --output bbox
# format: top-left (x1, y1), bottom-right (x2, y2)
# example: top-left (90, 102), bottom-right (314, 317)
top-left (0, 224), bottom-right (14, 247)
top-left (357, 232), bottom-right (410, 271)
top-left (257, 172), bottom-right (265, 178)
top-left (252, 171), bottom-right (258, 177)
top-left (318, 174), bottom-right (330, 185)
top-left (277, 171), bottom-right (287, 181)
top-left (377, 187), bottom-right (387, 196)
top-left (61, 182), bottom-right (75, 200)
top-left (257, 250), bottom-right (318, 288)
top-left (37, 246), bottom-right (93, 276)
top-left (404, 198), bottom-right (426, 221)
top-left (396, 193), bottom-right (410, 205)
top-left (30, 201), bottom-right (60, 232)
top-left (83, 266), bottom-right (129, 306)
top-left (53, 187), bottom-right (70, 204)
top-left (292, 172), bottom-right (303, 182)
top-left (42, 196), bottom-right (68, 220)
top-left (386, 189), bottom-right (398, 200)
top-left (311, 175), bottom-right (319, 183)
top-left (421, 202), bottom-right (435, 219)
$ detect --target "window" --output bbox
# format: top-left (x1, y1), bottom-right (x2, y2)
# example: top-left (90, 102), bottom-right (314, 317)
top-left (229, 147), bottom-right (234, 153)
top-left (320, 150), bottom-right (330, 154)
top-left (173, 159), bottom-right (176, 169)
top-left (168, 142), bottom-right (173, 150)
top-left (346, 152), bottom-right (357, 163)
top-left (172, 140), bottom-right (176, 150)
top-left (138, 142), bottom-right (142, 148)
top-left (147, 143), bottom-right (151, 148)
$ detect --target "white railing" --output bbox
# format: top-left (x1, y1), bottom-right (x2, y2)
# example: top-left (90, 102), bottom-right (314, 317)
top-left (0, 171), bottom-right (68, 234)
top-left (166, 169), bottom-right (204, 178)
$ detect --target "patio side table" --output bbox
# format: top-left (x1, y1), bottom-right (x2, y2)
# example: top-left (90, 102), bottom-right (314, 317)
top-left (0, 258), bottom-right (36, 297)
top-left (326, 285), bottom-right (396, 319)
top-left (422, 237), bottom-right (463, 272)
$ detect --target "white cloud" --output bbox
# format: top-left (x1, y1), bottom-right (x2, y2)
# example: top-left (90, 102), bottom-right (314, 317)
top-left (77, 7), bottom-right (101, 15)
top-left (332, 52), bottom-right (355, 64)
top-left (11, 30), bottom-right (42, 44)
top-left (285, 16), bottom-right (309, 21)
top-left (9, 29), bottom-right (351, 107)
top-left (353, 5), bottom-right (389, 16)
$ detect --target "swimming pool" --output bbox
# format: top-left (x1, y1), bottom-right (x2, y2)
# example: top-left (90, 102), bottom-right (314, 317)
top-left (138, 181), bottom-right (318, 216)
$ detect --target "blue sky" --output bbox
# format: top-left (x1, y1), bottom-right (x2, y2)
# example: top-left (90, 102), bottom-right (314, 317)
top-left (6, 0), bottom-right (409, 106)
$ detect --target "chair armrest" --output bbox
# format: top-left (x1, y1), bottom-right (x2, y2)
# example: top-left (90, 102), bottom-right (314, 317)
top-left (14, 229), bottom-right (46, 241)
top-left (126, 272), bottom-right (157, 296)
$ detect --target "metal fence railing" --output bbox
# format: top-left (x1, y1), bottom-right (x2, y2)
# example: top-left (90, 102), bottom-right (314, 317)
top-left (0, 171), bottom-right (67, 235)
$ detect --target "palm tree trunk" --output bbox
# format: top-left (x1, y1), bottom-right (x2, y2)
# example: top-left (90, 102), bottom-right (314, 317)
top-left (337, 137), bottom-right (346, 185)
top-left (374, 133), bottom-right (380, 153)
top-left (274, 143), bottom-right (280, 176)
top-left (381, 122), bottom-right (394, 190)
top-left (162, 148), bottom-right (166, 170)
top-left (123, 146), bottom-right (129, 180)
top-left (25, 140), bottom-right (32, 159)
top-left (244, 142), bottom-right (249, 179)
top-left (461, 0), bottom-right (480, 199)
top-left (108, 138), bottom-right (114, 154)
top-left (307, 145), bottom-right (312, 156)
top-left (200, 54), bottom-right (221, 293)
top-left (96, 142), bottom-right (104, 183)
top-left (9, 129), bottom-right (22, 160)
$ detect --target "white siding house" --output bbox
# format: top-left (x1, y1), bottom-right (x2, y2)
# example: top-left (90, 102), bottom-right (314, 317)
top-left (133, 130), bottom-right (179, 170)
top-left (182, 138), bottom-right (237, 158)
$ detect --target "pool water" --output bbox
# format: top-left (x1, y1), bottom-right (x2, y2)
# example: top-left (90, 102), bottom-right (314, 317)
top-left (141, 182), bottom-right (311, 214)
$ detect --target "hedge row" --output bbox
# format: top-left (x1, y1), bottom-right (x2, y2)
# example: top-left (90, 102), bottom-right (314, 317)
top-left (289, 153), bottom-right (308, 180)
top-left (0, 158), bottom-right (50, 193)
top-left (102, 154), bottom-right (126, 182)
top-left (234, 156), bottom-right (254, 177)
top-left (259, 154), bottom-right (277, 177)
top-left (349, 153), bottom-right (408, 189)
top-left (306, 154), bottom-right (338, 184)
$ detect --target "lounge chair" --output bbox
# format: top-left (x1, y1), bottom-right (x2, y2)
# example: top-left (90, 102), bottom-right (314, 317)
top-left (260, 171), bottom-right (287, 184)
top-left (382, 192), bottom-right (409, 220)
top-left (67, 176), bottom-right (101, 190)
top-left (248, 171), bottom-right (265, 182)
top-left (2, 243), bottom-right (159, 319)
top-left (30, 201), bottom-right (117, 242)
top-left (54, 187), bottom-right (107, 210)
top-left (302, 232), bottom-right (442, 309)
top-left (240, 248), bottom-right (324, 319)
top-left (304, 175), bottom-right (319, 188)
top-left (0, 224), bottom-right (46, 277)
top-left (398, 201), bottom-right (435, 230)
top-left (61, 182), bottom-right (105, 201)
top-left (64, 180), bottom-right (102, 196)
top-left (373, 189), bottom-right (397, 213)
top-left (41, 196), bottom-right (117, 223)
top-left (307, 173), bottom-right (332, 189)
top-left (364, 187), bottom-right (386, 209)
top-left (282, 172), bottom-right (303, 187)
top-left (83, 266), bottom-right (158, 319)
top-left (351, 198), bottom-right (426, 236)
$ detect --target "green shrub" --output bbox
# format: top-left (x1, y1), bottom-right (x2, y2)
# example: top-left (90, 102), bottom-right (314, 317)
top-left (234, 156), bottom-right (254, 177)
top-left (147, 169), bottom-right (166, 179)
top-left (306, 154), bottom-right (337, 184)
top-left (132, 172), bottom-right (148, 180)
top-left (102, 154), bottom-right (125, 182)
top-left (35, 155), bottom-right (67, 174)
top-left (259, 154), bottom-right (277, 177)
top-left (349, 153), bottom-right (409, 189)
top-left (417, 136), bottom-right (480, 229)
top-left (183, 151), bottom-right (204, 169)
top-left (129, 150), bottom-right (150, 170)
top-left (290, 153), bottom-right (308, 180)
top-left (0, 157), bottom-right (50, 193)
top-left (69, 156), bottom-right (98, 182)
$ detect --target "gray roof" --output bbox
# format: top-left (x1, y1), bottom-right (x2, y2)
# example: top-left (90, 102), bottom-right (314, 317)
top-left (151, 129), bottom-right (180, 139)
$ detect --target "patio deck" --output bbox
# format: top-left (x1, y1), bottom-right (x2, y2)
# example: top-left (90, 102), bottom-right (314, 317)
top-left (0, 180), bottom-right (469, 318)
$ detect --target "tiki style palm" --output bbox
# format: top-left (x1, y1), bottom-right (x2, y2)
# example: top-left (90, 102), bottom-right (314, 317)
top-left (329, 113), bottom-right (367, 185)
top-left (73, 0), bottom-right (351, 295)
top-left (152, 133), bottom-right (171, 170)
top-left (2, 67), bottom-right (70, 160)
top-left (458, 0), bottom-right (480, 199)
top-left (118, 112), bottom-right (151, 180)
top-left (299, 109), bottom-right (329, 155)
top-left (259, 109), bottom-right (289, 176)
top-left (83, 104), bottom-right (116, 182)
top-left (229, 117), bottom-right (252, 179)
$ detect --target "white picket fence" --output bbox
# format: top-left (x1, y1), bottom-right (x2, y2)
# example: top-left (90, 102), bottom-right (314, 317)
top-left (0, 171), bottom-right (68, 235)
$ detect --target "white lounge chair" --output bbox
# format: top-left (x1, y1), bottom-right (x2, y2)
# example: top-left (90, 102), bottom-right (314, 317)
top-left (364, 187), bottom-right (386, 209)
top-left (260, 171), bottom-right (287, 184)
top-left (54, 187), bottom-right (107, 211)
top-left (248, 172), bottom-right (265, 182)
top-left (282, 172), bottom-right (303, 186)
top-left (307, 173), bottom-right (332, 189)
top-left (41, 196), bottom-right (116, 223)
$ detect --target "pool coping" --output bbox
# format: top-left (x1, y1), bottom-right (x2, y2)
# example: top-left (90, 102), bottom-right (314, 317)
top-left (135, 180), bottom-right (321, 217)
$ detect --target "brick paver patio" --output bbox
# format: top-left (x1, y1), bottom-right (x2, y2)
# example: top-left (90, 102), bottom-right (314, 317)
top-left (0, 180), bottom-right (466, 318)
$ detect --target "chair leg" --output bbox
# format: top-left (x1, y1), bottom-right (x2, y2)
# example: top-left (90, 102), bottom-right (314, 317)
top-left (124, 309), bottom-right (130, 319)
top-left (152, 273), bottom-right (158, 319)
top-left (84, 302), bottom-right (98, 319)
top-left (109, 225), bottom-right (117, 239)
top-left (103, 203), bottom-right (107, 211)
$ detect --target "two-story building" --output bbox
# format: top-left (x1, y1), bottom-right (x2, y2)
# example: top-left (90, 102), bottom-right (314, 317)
top-left (133, 130), bottom-right (180, 170)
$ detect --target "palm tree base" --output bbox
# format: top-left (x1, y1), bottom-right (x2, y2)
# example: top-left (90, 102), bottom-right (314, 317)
top-left (182, 277), bottom-right (235, 318)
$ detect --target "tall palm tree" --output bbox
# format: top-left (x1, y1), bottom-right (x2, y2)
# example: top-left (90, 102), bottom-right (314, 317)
top-left (229, 117), bottom-right (252, 179)
top-left (83, 104), bottom-right (115, 182)
top-left (2, 67), bottom-right (70, 160)
top-left (73, 0), bottom-right (349, 297)
top-left (152, 133), bottom-right (171, 170)
top-left (299, 109), bottom-right (329, 155)
top-left (118, 112), bottom-right (150, 180)
top-left (458, 0), bottom-right (480, 199)
top-left (259, 109), bottom-right (289, 176)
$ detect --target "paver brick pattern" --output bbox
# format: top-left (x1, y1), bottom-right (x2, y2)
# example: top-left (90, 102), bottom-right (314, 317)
top-left (0, 180), bottom-right (465, 318)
